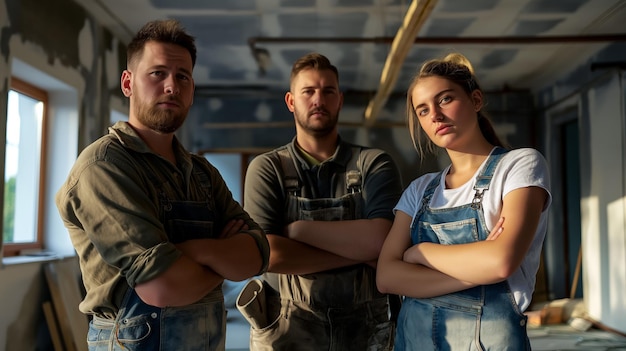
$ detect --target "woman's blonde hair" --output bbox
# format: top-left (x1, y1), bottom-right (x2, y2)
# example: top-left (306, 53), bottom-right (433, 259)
top-left (406, 53), bottom-right (505, 158)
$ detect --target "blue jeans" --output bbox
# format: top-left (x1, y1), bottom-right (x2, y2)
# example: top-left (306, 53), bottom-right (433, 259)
top-left (87, 289), bottom-right (226, 351)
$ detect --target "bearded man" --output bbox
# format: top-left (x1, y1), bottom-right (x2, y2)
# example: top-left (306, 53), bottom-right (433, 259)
top-left (241, 52), bottom-right (403, 351)
top-left (56, 19), bottom-right (269, 351)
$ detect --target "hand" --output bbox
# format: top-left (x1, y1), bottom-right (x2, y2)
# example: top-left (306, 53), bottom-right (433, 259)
top-left (486, 217), bottom-right (505, 241)
top-left (220, 219), bottom-right (249, 238)
top-left (175, 239), bottom-right (201, 260)
top-left (283, 220), bottom-right (301, 239)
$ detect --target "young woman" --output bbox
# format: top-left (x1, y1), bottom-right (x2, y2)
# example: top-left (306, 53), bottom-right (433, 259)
top-left (376, 53), bottom-right (552, 350)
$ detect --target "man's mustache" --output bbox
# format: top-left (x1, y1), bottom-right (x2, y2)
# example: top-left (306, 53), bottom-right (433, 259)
top-left (309, 108), bottom-right (329, 116)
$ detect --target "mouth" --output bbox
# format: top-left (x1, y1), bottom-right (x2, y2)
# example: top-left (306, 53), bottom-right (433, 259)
top-left (309, 109), bottom-right (328, 118)
top-left (435, 124), bottom-right (452, 135)
top-left (157, 100), bottom-right (180, 108)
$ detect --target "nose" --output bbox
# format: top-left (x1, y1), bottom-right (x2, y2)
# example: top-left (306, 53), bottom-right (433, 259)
top-left (164, 75), bottom-right (179, 95)
top-left (312, 90), bottom-right (325, 107)
top-left (430, 106), bottom-right (443, 121)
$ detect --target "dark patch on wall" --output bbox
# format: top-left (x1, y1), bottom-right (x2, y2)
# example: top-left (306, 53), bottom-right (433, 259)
top-left (8, 0), bottom-right (86, 66)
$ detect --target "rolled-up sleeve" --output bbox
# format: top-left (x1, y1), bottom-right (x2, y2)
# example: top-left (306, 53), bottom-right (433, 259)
top-left (57, 145), bottom-right (181, 289)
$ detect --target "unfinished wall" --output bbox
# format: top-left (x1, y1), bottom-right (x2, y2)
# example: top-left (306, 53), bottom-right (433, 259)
top-left (0, 0), bottom-right (124, 349)
top-left (539, 43), bottom-right (626, 334)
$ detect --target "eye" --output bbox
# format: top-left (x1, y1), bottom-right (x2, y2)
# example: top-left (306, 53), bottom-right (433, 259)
top-left (417, 107), bottom-right (429, 117)
top-left (177, 73), bottom-right (191, 81)
top-left (439, 95), bottom-right (452, 105)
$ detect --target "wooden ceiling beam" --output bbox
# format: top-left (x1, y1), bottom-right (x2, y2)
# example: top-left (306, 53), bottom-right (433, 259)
top-left (363, 0), bottom-right (438, 126)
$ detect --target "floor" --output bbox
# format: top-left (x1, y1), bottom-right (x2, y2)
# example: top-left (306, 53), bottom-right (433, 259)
top-left (528, 324), bottom-right (626, 350)
top-left (225, 310), bottom-right (626, 350)
top-left (223, 282), bottom-right (626, 350)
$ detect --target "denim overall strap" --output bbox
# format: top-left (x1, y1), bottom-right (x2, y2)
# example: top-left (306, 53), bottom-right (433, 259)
top-left (472, 146), bottom-right (507, 212)
top-left (277, 146), bottom-right (363, 196)
top-left (396, 147), bottom-right (531, 351)
top-left (278, 148), bottom-right (301, 196)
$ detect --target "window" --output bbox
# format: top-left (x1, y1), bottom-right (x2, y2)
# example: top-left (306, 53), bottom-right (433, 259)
top-left (2, 77), bottom-right (48, 256)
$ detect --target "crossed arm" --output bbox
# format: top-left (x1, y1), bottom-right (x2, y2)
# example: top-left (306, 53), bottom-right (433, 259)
top-left (376, 186), bottom-right (547, 298)
top-left (266, 217), bottom-right (392, 275)
top-left (136, 219), bottom-right (263, 307)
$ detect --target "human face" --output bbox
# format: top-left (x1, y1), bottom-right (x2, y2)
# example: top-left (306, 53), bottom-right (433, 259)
top-left (121, 41), bottom-right (195, 134)
top-left (411, 76), bottom-right (482, 150)
top-left (285, 68), bottom-right (343, 137)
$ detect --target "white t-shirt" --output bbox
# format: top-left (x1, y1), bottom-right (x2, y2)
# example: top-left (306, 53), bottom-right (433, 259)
top-left (395, 147), bottom-right (552, 311)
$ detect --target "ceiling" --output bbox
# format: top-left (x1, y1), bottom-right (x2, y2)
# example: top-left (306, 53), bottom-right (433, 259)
top-left (77, 0), bottom-right (626, 119)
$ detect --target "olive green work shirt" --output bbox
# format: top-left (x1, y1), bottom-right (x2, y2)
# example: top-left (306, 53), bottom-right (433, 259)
top-left (56, 121), bottom-right (268, 319)
top-left (244, 136), bottom-right (403, 236)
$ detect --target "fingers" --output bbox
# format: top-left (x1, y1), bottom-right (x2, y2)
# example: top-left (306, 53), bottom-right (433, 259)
top-left (486, 217), bottom-right (505, 241)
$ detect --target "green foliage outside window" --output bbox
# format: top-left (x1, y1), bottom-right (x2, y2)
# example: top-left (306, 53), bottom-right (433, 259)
top-left (3, 176), bottom-right (16, 242)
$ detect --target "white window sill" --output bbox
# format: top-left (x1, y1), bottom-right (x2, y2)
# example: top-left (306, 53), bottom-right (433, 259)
top-left (2, 251), bottom-right (64, 266)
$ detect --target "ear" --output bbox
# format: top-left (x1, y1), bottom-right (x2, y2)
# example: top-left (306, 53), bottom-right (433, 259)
top-left (471, 89), bottom-right (483, 112)
top-left (121, 70), bottom-right (132, 97)
top-left (285, 91), bottom-right (295, 112)
top-left (190, 79), bottom-right (195, 106)
top-left (339, 91), bottom-right (344, 111)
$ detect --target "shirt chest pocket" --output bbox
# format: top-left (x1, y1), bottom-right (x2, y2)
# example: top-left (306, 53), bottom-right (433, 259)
top-left (162, 200), bottom-right (216, 243)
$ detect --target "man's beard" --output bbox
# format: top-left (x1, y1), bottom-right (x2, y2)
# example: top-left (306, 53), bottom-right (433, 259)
top-left (294, 107), bottom-right (338, 137)
top-left (134, 97), bottom-right (188, 134)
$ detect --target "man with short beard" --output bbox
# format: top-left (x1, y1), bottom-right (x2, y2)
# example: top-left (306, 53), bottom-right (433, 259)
top-left (241, 53), bottom-right (403, 350)
top-left (55, 19), bottom-right (269, 351)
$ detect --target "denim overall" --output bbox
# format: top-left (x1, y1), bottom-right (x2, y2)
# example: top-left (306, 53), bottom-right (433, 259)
top-left (87, 158), bottom-right (226, 351)
top-left (395, 148), bottom-right (530, 351)
top-left (249, 148), bottom-right (393, 351)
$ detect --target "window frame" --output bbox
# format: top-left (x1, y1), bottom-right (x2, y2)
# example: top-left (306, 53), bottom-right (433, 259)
top-left (3, 77), bottom-right (49, 257)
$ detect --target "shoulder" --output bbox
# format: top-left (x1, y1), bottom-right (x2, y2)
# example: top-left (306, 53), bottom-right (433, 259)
top-left (396, 171), bottom-right (442, 215)
top-left (345, 142), bottom-right (388, 158)
top-left (503, 147), bottom-right (545, 159)
top-left (345, 142), bottom-right (396, 167)
top-left (407, 171), bottom-right (441, 192)
top-left (497, 147), bottom-right (551, 194)
top-left (249, 145), bottom-right (289, 169)
top-left (245, 145), bottom-right (291, 183)
top-left (189, 153), bottom-right (221, 175)
top-left (500, 148), bottom-right (549, 172)
top-left (58, 136), bottom-right (142, 196)
top-left (71, 134), bottom-right (134, 174)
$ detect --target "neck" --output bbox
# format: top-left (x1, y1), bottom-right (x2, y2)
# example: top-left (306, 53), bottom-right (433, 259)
top-left (128, 121), bottom-right (176, 164)
top-left (446, 140), bottom-right (495, 175)
top-left (295, 132), bottom-right (338, 162)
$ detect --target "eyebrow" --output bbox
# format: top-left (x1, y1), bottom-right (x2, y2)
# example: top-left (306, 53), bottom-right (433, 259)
top-left (414, 88), bottom-right (454, 109)
top-left (300, 85), bottom-right (338, 91)
top-left (150, 64), bottom-right (193, 77)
